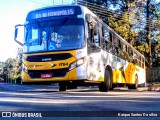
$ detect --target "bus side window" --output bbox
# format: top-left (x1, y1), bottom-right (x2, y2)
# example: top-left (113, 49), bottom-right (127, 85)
top-left (112, 36), bottom-right (119, 56)
top-left (115, 46), bottom-right (120, 56)
top-left (128, 47), bottom-right (133, 62)
top-left (133, 56), bottom-right (138, 65)
top-left (94, 26), bottom-right (100, 47)
top-left (109, 32), bottom-right (112, 43)
top-left (112, 44), bottom-right (119, 56)
top-left (105, 39), bottom-right (112, 52)
top-left (103, 28), bottom-right (109, 41)
top-left (120, 44), bottom-right (127, 59)
top-left (118, 40), bottom-right (122, 49)
top-left (87, 21), bottom-right (94, 44)
top-left (133, 52), bottom-right (142, 67)
top-left (102, 28), bottom-right (112, 51)
top-left (113, 36), bottom-right (119, 46)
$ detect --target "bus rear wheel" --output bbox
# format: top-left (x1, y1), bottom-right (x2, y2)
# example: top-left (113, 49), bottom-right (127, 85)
top-left (99, 70), bottom-right (111, 92)
top-left (128, 75), bottom-right (138, 89)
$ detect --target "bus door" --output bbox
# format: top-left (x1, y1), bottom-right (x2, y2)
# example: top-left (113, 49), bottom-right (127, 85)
top-left (86, 18), bottom-right (101, 81)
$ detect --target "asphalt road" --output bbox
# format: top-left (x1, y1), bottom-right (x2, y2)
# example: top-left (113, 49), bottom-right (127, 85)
top-left (0, 82), bottom-right (159, 120)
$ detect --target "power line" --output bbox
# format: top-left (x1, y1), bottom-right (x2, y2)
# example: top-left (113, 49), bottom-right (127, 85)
top-left (26, 0), bottom-right (51, 6)
top-left (77, 0), bottom-right (159, 21)
top-left (77, 0), bottom-right (160, 29)
top-left (88, 7), bottom-right (160, 27)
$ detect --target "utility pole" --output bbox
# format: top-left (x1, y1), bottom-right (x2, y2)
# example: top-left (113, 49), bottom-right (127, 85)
top-left (128, 0), bottom-right (132, 45)
top-left (146, 0), bottom-right (152, 82)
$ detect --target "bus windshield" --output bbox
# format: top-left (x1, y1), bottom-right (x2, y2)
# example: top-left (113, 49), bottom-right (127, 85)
top-left (24, 18), bottom-right (84, 53)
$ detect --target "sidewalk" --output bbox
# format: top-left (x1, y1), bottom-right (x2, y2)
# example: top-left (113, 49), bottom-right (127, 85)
top-left (148, 83), bottom-right (160, 92)
top-left (137, 87), bottom-right (149, 92)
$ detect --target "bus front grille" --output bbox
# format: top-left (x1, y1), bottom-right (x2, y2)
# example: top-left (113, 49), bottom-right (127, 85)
top-left (28, 68), bottom-right (68, 78)
top-left (26, 53), bottom-right (73, 62)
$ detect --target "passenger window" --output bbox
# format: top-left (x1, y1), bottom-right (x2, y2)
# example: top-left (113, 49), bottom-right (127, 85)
top-left (119, 44), bottom-right (127, 59)
top-left (128, 47), bottom-right (133, 57)
top-left (87, 22), bottom-right (94, 43)
top-left (118, 40), bottom-right (122, 49)
top-left (112, 45), bottom-right (120, 56)
top-left (103, 28), bottom-right (109, 41)
top-left (93, 25), bottom-right (100, 47)
top-left (109, 32), bottom-right (112, 42)
top-left (105, 39), bottom-right (112, 52)
top-left (128, 47), bottom-right (133, 62)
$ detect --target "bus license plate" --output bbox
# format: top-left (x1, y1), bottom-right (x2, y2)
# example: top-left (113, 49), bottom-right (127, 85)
top-left (41, 73), bottom-right (52, 78)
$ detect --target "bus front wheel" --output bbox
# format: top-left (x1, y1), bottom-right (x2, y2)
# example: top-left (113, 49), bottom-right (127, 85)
top-left (67, 82), bottom-right (77, 89)
top-left (59, 82), bottom-right (67, 91)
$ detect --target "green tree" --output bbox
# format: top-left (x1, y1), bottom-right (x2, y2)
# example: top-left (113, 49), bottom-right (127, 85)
top-left (14, 48), bottom-right (23, 84)
top-left (2, 58), bottom-right (15, 82)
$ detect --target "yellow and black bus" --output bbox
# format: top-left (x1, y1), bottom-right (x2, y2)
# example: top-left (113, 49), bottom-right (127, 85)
top-left (14, 5), bottom-right (146, 91)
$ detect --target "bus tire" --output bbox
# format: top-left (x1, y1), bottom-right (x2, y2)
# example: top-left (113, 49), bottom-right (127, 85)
top-left (99, 70), bottom-right (111, 92)
top-left (99, 83), bottom-right (108, 92)
top-left (104, 70), bottom-right (111, 91)
top-left (67, 82), bottom-right (77, 89)
top-left (59, 82), bottom-right (67, 91)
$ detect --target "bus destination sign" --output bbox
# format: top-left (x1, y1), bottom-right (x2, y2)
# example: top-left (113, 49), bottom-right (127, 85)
top-left (31, 8), bottom-right (75, 19)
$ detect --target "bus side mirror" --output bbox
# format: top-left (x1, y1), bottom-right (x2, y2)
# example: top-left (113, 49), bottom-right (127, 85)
top-left (14, 24), bottom-right (24, 46)
top-left (15, 28), bottom-right (18, 38)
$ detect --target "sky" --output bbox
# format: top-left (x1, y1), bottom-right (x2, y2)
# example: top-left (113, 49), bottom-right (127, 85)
top-left (0, 0), bottom-right (75, 62)
top-left (0, 0), bottom-right (70, 62)
top-left (0, 0), bottom-right (47, 62)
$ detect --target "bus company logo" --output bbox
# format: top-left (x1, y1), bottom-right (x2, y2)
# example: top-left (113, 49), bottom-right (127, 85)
top-left (2, 112), bottom-right (11, 117)
top-left (42, 58), bottom-right (52, 61)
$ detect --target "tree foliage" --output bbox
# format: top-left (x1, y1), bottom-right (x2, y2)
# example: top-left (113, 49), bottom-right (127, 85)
top-left (0, 48), bottom-right (22, 83)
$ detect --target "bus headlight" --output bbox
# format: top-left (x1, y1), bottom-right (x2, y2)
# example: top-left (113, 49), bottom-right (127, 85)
top-left (69, 57), bottom-right (85, 70)
top-left (77, 57), bottom-right (85, 66)
top-left (22, 64), bottom-right (28, 73)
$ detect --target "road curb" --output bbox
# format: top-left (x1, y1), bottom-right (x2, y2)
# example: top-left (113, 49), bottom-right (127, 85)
top-left (148, 87), bottom-right (160, 92)
top-left (137, 87), bottom-right (149, 92)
